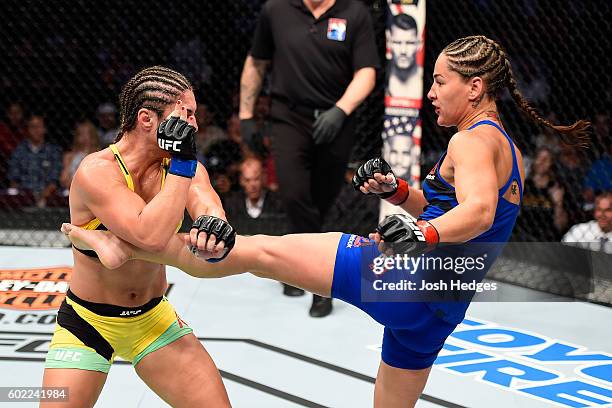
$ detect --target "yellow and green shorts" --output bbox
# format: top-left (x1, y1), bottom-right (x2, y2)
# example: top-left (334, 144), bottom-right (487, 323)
top-left (45, 289), bottom-right (192, 373)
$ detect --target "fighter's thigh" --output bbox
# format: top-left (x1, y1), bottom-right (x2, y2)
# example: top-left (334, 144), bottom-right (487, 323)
top-left (373, 360), bottom-right (431, 408)
top-left (40, 368), bottom-right (107, 408)
top-left (250, 232), bottom-right (342, 296)
top-left (135, 333), bottom-right (230, 408)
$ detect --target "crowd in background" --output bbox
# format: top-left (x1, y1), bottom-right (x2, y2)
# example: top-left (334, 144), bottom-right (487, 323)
top-left (0, 0), bottom-right (610, 252)
top-left (0, 97), bottom-right (609, 250)
top-left (0, 94), bottom-right (293, 236)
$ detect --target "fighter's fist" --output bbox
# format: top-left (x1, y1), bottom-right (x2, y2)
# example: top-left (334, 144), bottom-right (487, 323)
top-left (374, 214), bottom-right (439, 256)
top-left (157, 117), bottom-right (197, 160)
top-left (189, 215), bottom-right (236, 263)
top-left (158, 101), bottom-right (198, 177)
top-left (352, 158), bottom-right (409, 205)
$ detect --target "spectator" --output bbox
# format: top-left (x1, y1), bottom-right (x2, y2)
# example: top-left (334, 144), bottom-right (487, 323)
top-left (227, 113), bottom-right (242, 145)
top-left (517, 147), bottom-right (568, 240)
top-left (583, 137), bottom-right (612, 209)
top-left (0, 102), bottom-right (27, 187)
top-left (60, 120), bottom-right (100, 192)
top-left (195, 103), bottom-right (227, 158)
top-left (96, 103), bottom-right (119, 148)
top-left (0, 102), bottom-right (27, 158)
top-left (533, 112), bottom-right (562, 153)
top-left (223, 158), bottom-right (288, 235)
top-left (236, 98), bottom-right (281, 192)
top-left (562, 192), bottom-right (612, 254)
top-left (204, 139), bottom-right (243, 195)
top-left (591, 112), bottom-right (609, 154)
top-left (239, 0), bottom-right (378, 316)
top-left (557, 144), bottom-right (589, 225)
top-left (250, 95), bottom-right (273, 157)
top-left (8, 115), bottom-right (62, 208)
top-left (255, 94), bottom-right (271, 120)
top-left (228, 112), bottom-right (279, 190)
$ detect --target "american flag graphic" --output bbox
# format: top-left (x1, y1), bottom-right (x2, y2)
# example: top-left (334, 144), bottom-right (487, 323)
top-left (383, 114), bottom-right (418, 139)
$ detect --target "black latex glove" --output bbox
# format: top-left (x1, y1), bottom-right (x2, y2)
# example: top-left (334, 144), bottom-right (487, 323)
top-left (240, 118), bottom-right (261, 151)
top-left (312, 106), bottom-right (347, 145)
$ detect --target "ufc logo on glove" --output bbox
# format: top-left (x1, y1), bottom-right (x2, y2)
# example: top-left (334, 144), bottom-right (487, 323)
top-left (158, 139), bottom-right (182, 152)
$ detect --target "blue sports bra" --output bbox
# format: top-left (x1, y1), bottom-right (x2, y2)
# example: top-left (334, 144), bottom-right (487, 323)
top-left (420, 120), bottom-right (523, 243)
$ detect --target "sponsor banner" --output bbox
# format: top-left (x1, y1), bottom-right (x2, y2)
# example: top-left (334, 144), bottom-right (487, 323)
top-left (0, 267), bottom-right (71, 311)
top-left (0, 267), bottom-right (70, 333)
top-left (380, 0), bottom-right (426, 220)
top-left (0, 266), bottom-right (178, 332)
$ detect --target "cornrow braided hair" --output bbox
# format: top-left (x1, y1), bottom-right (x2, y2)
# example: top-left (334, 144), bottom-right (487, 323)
top-left (443, 35), bottom-right (590, 147)
top-left (115, 66), bottom-right (192, 142)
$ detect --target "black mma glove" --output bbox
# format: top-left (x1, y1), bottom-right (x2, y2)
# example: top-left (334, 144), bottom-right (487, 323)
top-left (376, 214), bottom-right (439, 256)
top-left (157, 116), bottom-right (197, 178)
top-left (312, 106), bottom-right (347, 145)
top-left (352, 158), bottom-right (410, 205)
top-left (190, 215), bottom-right (236, 263)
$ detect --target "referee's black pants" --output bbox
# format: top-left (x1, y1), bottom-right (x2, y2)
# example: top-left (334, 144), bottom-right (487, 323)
top-left (270, 100), bottom-right (355, 234)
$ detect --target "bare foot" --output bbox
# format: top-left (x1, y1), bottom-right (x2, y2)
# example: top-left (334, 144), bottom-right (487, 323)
top-left (61, 223), bottom-right (133, 269)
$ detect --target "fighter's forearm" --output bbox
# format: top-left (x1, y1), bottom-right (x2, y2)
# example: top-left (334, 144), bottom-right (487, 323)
top-left (399, 187), bottom-right (429, 218)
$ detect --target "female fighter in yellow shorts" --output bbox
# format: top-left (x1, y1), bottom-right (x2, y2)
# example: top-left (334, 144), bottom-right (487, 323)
top-left (42, 67), bottom-right (235, 408)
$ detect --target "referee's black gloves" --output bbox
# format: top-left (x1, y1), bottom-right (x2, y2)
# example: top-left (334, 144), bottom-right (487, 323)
top-left (239, 118), bottom-right (258, 148)
top-left (312, 106), bottom-right (347, 145)
top-left (240, 118), bottom-right (266, 154)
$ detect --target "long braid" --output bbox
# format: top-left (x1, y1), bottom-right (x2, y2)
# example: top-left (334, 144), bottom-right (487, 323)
top-left (443, 36), bottom-right (590, 147)
top-left (115, 66), bottom-right (192, 142)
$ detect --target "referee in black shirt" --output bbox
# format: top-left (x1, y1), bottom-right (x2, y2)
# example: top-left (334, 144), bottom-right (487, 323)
top-left (239, 0), bottom-right (379, 317)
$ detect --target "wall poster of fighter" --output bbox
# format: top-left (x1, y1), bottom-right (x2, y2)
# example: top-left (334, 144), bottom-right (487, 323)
top-left (380, 0), bottom-right (426, 219)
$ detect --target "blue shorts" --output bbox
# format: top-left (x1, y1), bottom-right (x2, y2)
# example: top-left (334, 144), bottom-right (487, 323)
top-left (331, 233), bottom-right (457, 370)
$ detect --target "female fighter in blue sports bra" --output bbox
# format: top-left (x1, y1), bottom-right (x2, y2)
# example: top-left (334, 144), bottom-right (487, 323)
top-left (62, 36), bottom-right (589, 407)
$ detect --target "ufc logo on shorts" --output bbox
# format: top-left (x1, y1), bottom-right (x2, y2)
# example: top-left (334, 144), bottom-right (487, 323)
top-left (159, 139), bottom-right (182, 152)
top-left (53, 350), bottom-right (82, 362)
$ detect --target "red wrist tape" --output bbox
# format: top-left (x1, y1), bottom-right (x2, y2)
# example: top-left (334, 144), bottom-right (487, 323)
top-left (416, 220), bottom-right (440, 245)
top-left (385, 178), bottom-right (410, 206)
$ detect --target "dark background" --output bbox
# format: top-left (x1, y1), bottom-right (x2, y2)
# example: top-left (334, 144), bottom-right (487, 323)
top-left (0, 0), bottom-right (609, 237)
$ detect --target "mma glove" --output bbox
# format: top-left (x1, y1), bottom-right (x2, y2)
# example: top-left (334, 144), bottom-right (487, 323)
top-left (352, 157), bottom-right (410, 205)
top-left (312, 106), bottom-right (347, 145)
top-left (157, 116), bottom-right (198, 178)
top-left (190, 215), bottom-right (236, 263)
top-left (376, 214), bottom-right (439, 256)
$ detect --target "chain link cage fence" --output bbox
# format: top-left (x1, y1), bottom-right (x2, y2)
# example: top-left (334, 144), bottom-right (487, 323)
top-left (0, 1), bottom-right (609, 303)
